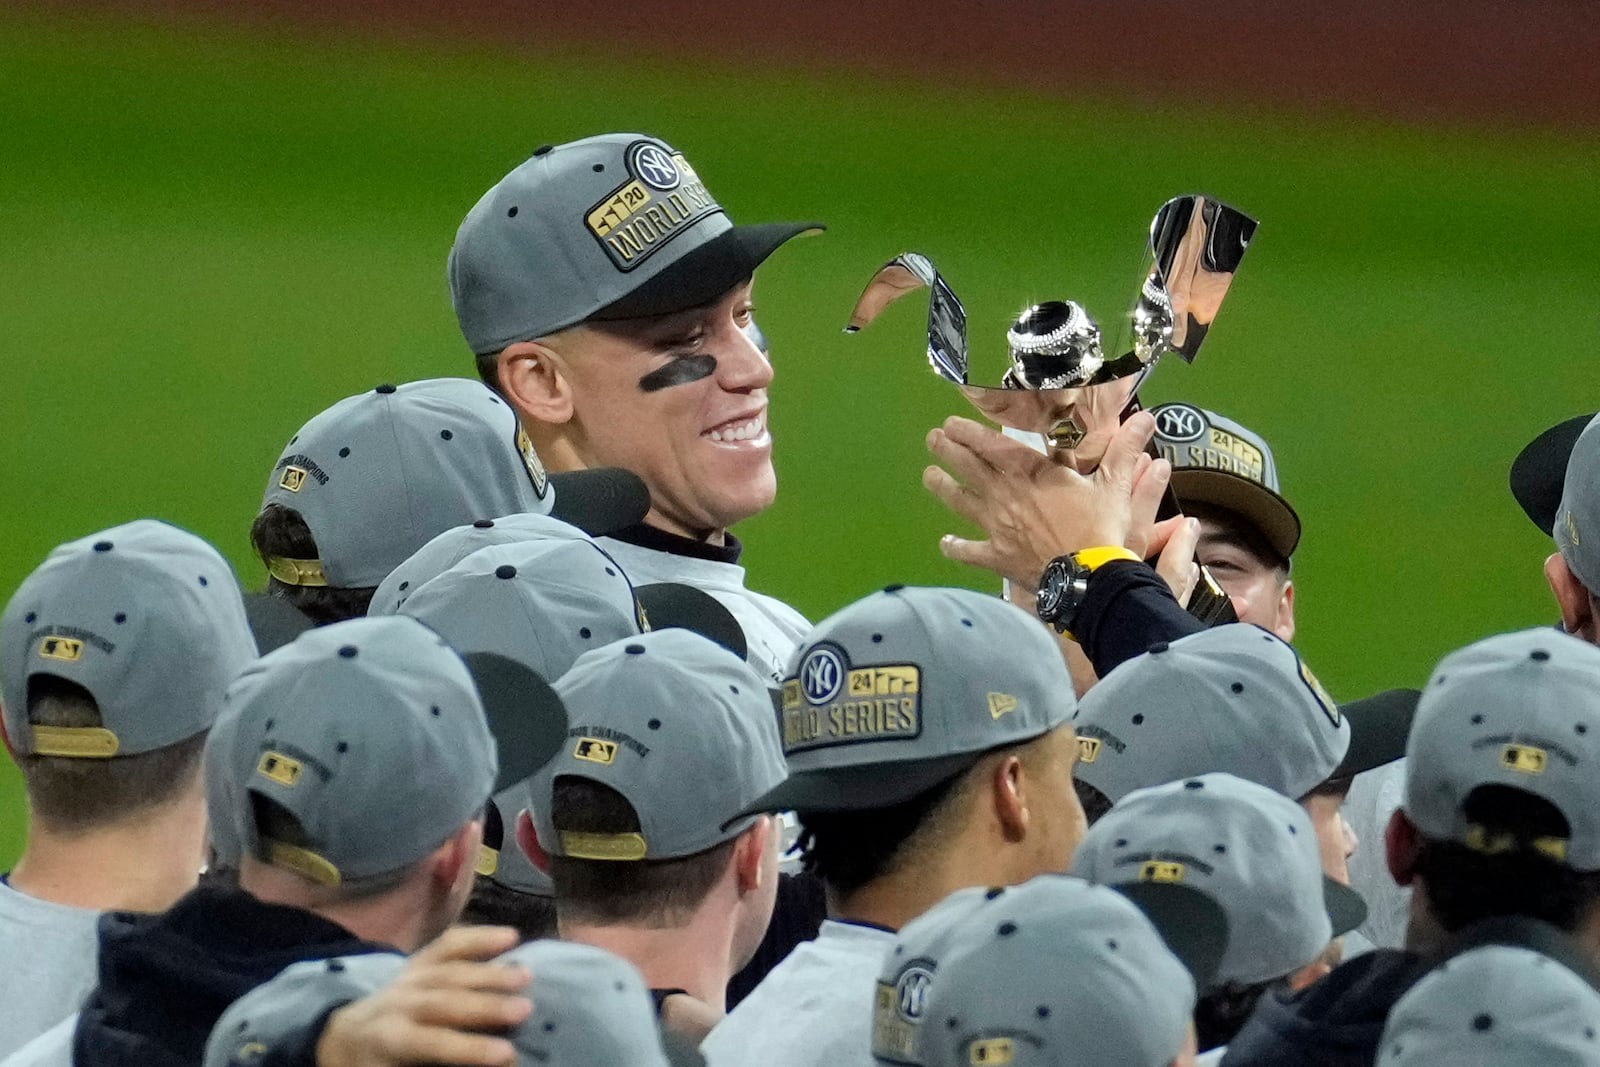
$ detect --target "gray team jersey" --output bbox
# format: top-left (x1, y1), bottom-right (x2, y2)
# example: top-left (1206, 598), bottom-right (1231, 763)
top-left (0, 882), bottom-right (101, 1058)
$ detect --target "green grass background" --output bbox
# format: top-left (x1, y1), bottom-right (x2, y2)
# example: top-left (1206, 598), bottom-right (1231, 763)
top-left (3, 11), bottom-right (1597, 866)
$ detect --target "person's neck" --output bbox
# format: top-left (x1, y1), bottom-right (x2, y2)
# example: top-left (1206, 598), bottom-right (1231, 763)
top-left (561, 908), bottom-right (736, 1011)
top-left (644, 509), bottom-right (725, 546)
top-left (239, 861), bottom-right (429, 952)
top-left (832, 841), bottom-right (1019, 932)
top-left (10, 796), bottom-right (207, 913)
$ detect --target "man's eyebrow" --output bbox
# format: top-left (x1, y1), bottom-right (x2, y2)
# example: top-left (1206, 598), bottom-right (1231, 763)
top-left (1196, 527), bottom-right (1255, 553)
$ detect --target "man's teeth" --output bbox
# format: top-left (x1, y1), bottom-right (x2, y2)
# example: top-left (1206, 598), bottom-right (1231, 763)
top-left (707, 418), bottom-right (763, 443)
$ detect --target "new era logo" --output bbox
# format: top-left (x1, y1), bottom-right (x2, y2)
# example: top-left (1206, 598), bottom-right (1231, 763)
top-left (278, 466), bottom-right (308, 493)
top-left (1500, 744), bottom-right (1547, 775)
top-left (39, 636), bottom-right (84, 662)
top-left (574, 738), bottom-right (618, 765)
top-left (986, 692), bottom-right (1018, 719)
top-left (256, 751), bottom-right (303, 787)
top-left (1077, 736), bottom-right (1102, 763)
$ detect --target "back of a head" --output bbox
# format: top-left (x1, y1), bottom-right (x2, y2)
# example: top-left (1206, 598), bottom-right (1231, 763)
top-left (1554, 413), bottom-right (1600, 599)
top-left (1, 520), bottom-right (257, 835)
top-left (1404, 628), bottom-right (1600, 936)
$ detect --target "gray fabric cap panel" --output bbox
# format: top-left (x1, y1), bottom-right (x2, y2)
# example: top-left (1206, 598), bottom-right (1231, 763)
top-left (1075, 773), bottom-right (1333, 986)
top-left (918, 875), bottom-right (1196, 1067)
top-left (260, 379), bottom-right (549, 588)
top-left (529, 629), bottom-right (787, 861)
top-left (1073, 623), bottom-right (1349, 804)
top-left (213, 615), bottom-right (497, 886)
top-left (500, 941), bottom-right (672, 1067)
top-left (770, 586), bottom-right (1075, 789)
top-left (205, 952), bottom-right (404, 1067)
top-left (1404, 627), bottom-right (1600, 871)
top-left (1, 519), bottom-right (257, 758)
top-left (873, 885), bottom-right (1013, 1066)
top-left (397, 538), bottom-right (642, 679)
top-left (370, 512), bottom-right (594, 616)
top-left (1555, 412), bottom-right (1600, 593)
top-left (1376, 944), bottom-right (1600, 1067)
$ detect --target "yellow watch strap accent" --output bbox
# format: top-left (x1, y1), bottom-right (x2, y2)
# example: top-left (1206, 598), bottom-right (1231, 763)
top-left (1072, 546), bottom-right (1140, 572)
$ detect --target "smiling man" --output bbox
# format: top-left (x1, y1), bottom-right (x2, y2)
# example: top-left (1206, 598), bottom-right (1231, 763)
top-left (449, 134), bottom-right (823, 684)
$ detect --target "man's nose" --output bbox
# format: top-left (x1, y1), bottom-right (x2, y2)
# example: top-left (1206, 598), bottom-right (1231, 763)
top-left (715, 321), bottom-right (773, 390)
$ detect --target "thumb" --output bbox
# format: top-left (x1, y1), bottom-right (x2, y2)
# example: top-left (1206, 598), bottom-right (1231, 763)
top-left (1096, 411), bottom-right (1158, 492)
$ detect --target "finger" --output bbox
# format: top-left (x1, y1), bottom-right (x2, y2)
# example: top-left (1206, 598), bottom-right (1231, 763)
top-left (922, 466), bottom-right (993, 529)
top-left (410, 926), bottom-right (521, 966)
top-left (927, 428), bottom-right (1011, 492)
top-left (377, 1021), bottom-right (520, 1067)
top-left (939, 416), bottom-right (1047, 473)
top-left (1155, 518), bottom-right (1202, 605)
top-left (1127, 458), bottom-right (1172, 538)
top-left (408, 989), bottom-right (534, 1030)
top-left (1096, 411), bottom-right (1158, 492)
top-left (401, 960), bottom-right (533, 996)
top-left (938, 534), bottom-right (1014, 582)
top-left (1137, 514), bottom-right (1188, 560)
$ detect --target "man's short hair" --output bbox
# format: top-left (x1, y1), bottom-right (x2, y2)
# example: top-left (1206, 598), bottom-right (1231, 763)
top-left (249, 504), bottom-right (376, 624)
top-left (1414, 785), bottom-right (1600, 934)
top-left (546, 777), bottom-right (738, 925)
top-left (1188, 502), bottom-right (1291, 577)
top-left (1194, 977), bottom-right (1284, 1051)
top-left (19, 676), bottom-right (207, 833)
top-left (1075, 778), bottom-right (1115, 827)
top-left (461, 876), bottom-right (558, 941)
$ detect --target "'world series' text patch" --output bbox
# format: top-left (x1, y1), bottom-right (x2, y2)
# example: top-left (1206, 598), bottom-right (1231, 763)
top-left (781, 643), bottom-right (922, 754)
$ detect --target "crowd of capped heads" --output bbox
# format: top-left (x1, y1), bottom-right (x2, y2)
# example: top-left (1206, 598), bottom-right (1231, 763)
top-left (5, 133), bottom-right (1600, 1067)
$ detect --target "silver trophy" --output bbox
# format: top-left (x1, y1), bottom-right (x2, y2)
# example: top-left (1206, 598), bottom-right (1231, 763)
top-left (847, 195), bottom-right (1258, 624)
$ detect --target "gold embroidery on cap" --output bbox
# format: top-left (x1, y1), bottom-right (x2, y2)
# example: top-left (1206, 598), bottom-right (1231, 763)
top-left (234, 1041), bottom-right (269, 1063)
top-left (515, 425), bottom-right (548, 497)
top-left (1500, 744), bottom-right (1548, 774)
top-left (257, 751), bottom-right (304, 787)
top-left (574, 738), bottom-right (619, 765)
top-left (30, 725), bottom-right (119, 758)
top-left (1140, 860), bottom-right (1187, 884)
top-left (39, 636), bottom-right (84, 662)
top-left (560, 831), bottom-right (648, 861)
top-left (1077, 736), bottom-right (1102, 764)
top-left (265, 557), bottom-right (328, 588)
top-left (1565, 510), bottom-right (1581, 547)
top-left (987, 693), bottom-right (1019, 719)
top-left (278, 466), bottom-right (308, 493)
top-left (968, 1038), bottom-right (1014, 1065)
top-left (264, 840), bottom-right (341, 886)
top-left (475, 845), bottom-right (499, 877)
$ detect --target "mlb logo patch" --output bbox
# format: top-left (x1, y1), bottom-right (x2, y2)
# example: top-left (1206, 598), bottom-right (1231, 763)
top-left (39, 636), bottom-right (84, 662)
top-left (278, 466), bottom-right (308, 493)
top-left (574, 738), bottom-right (618, 765)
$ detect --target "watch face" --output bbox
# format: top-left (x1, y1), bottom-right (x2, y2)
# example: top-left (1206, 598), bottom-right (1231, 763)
top-left (1035, 558), bottom-right (1073, 625)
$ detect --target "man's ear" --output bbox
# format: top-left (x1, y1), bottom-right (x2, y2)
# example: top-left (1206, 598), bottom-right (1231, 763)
top-left (1545, 553), bottom-right (1595, 640)
top-left (733, 816), bottom-right (774, 894)
top-left (991, 754), bottom-right (1029, 842)
top-left (1274, 579), bottom-right (1296, 643)
top-left (1385, 807), bottom-right (1421, 887)
top-left (516, 809), bottom-right (552, 875)
top-left (432, 819), bottom-right (483, 892)
top-left (498, 341), bottom-right (576, 425)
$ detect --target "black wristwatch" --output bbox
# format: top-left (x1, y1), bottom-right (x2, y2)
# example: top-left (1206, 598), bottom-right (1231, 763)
top-left (1035, 547), bottom-right (1140, 636)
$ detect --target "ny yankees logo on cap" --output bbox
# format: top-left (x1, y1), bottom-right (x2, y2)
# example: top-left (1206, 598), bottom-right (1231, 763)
top-left (628, 142), bottom-right (682, 191)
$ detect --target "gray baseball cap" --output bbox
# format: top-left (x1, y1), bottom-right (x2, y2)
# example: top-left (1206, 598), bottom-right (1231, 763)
top-left (1073, 624), bottom-right (1352, 805)
top-left (1377, 943), bottom-right (1600, 1066)
top-left (528, 629), bottom-right (787, 861)
top-left (2, 520), bottom-right (257, 758)
top-left (873, 885), bottom-right (1013, 1066)
top-left (211, 615), bottom-right (506, 888)
top-left (259, 378), bottom-right (646, 589)
top-left (204, 941), bottom-right (670, 1067)
top-left (449, 134), bottom-right (823, 354)
top-left (1076, 773), bottom-right (1367, 989)
top-left (918, 875), bottom-right (1196, 1067)
top-left (370, 513), bottom-right (596, 615)
top-left (1554, 412), bottom-right (1600, 593)
top-left (1151, 402), bottom-right (1301, 560)
top-left (742, 586), bottom-right (1077, 815)
top-left (1404, 628), bottom-right (1600, 871)
top-left (478, 788), bottom-right (551, 895)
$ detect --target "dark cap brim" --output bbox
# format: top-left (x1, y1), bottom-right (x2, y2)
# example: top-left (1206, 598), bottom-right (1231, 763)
top-left (728, 752), bottom-right (981, 825)
top-left (1510, 412), bottom-right (1594, 535)
top-left (1170, 469), bottom-right (1301, 561)
top-left (1110, 882), bottom-right (1229, 991)
top-left (459, 651), bottom-right (569, 792)
top-left (242, 592), bottom-right (315, 655)
top-left (545, 468), bottom-right (650, 536)
top-left (1325, 876), bottom-right (1369, 939)
top-left (589, 222), bottom-right (825, 323)
top-left (635, 583), bottom-right (748, 660)
top-left (1332, 688), bottom-right (1419, 779)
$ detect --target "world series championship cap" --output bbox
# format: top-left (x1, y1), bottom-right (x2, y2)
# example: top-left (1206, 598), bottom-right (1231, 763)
top-left (449, 133), bottom-right (824, 354)
top-left (1377, 943), bottom-right (1600, 1067)
top-left (212, 615), bottom-right (508, 888)
top-left (1509, 410), bottom-right (1596, 536)
top-left (739, 586), bottom-right (1077, 816)
top-left (529, 629), bottom-right (787, 862)
top-left (259, 378), bottom-right (647, 589)
top-left (873, 885), bottom-right (1014, 1066)
top-left (918, 876), bottom-right (1196, 1067)
top-left (1404, 628), bottom-right (1600, 871)
top-left (1151, 402), bottom-right (1301, 560)
top-left (1, 520), bottom-right (258, 758)
top-left (370, 512), bottom-right (597, 615)
top-left (1072, 625), bottom-right (1402, 806)
top-left (1075, 773), bottom-right (1367, 990)
top-left (1554, 412), bottom-right (1600, 594)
